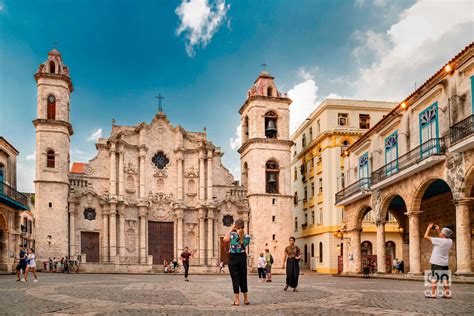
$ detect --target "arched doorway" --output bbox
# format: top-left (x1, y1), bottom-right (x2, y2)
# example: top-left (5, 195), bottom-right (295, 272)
top-left (416, 179), bottom-right (456, 271)
top-left (0, 212), bottom-right (8, 271)
top-left (361, 241), bottom-right (372, 256)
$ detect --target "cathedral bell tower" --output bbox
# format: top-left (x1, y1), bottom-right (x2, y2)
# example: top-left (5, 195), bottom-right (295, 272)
top-left (33, 49), bottom-right (73, 261)
top-left (238, 71), bottom-right (293, 269)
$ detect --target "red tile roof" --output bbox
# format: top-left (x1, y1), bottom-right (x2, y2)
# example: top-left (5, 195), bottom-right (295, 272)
top-left (70, 162), bottom-right (86, 174)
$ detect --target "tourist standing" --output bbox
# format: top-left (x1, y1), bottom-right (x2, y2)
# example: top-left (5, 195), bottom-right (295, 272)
top-left (257, 253), bottom-right (267, 282)
top-left (15, 244), bottom-right (27, 282)
top-left (219, 260), bottom-right (225, 273)
top-left (223, 219), bottom-right (250, 306)
top-left (24, 248), bottom-right (38, 282)
top-left (264, 249), bottom-right (273, 282)
top-left (180, 247), bottom-right (193, 281)
top-left (424, 223), bottom-right (453, 298)
top-left (282, 237), bottom-right (301, 292)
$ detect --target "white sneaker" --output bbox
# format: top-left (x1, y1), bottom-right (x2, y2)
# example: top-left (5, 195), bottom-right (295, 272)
top-left (33, 279), bottom-right (38, 283)
top-left (20, 279), bottom-right (26, 282)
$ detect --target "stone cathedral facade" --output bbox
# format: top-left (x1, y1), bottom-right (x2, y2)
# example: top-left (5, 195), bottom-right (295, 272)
top-left (33, 49), bottom-right (293, 272)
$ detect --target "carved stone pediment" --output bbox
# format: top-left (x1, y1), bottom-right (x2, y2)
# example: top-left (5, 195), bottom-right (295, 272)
top-left (150, 207), bottom-right (175, 222)
top-left (148, 192), bottom-right (174, 205)
top-left (153, 169), bottom-right (168, 178)
top-left (124, 162), bottom-right (138, 175)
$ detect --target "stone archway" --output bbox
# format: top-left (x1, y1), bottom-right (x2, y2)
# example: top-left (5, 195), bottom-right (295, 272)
top-left (0, 211), bottom-right (8, 271)
top-left (412, 178), bottom-right (456, 272)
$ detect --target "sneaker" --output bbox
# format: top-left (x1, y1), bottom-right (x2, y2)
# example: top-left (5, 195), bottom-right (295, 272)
top-left (33, 279), bottom-right (38, 283)
top-left (20, 279), bottom-right (26, 282)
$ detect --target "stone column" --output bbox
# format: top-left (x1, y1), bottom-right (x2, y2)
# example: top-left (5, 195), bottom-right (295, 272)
top-left (207, 209), bottom-right (214, 264)
top-left (199, 208), bottom-right (206, 265)
top-left (109, 202), bottom-right (117, 261)
top-left (177, 154), bottom-right (183, 201)
top-left (351, 229), bottom-right (361, 273)
top-left (176, 209), bottom-right (184, 256)
top-left (69, 202), bottom-right (77, 257)
top-left (118, 203), bottom-right (126, 260)
top-left (376, 222), bottom-right (386, 273)
top-left (455, 199), bottom-right (472, 275)
top-left (199, 151), bottom-right (206, 201)
top-left (118, 145), bottom-right (124, 201)
top-left (407, 212), bottom-right (422, 275)
top-left (342, 239), bottom-right (349, 274)
top-left (207, 151), bottom-right (213, 201)
top-left (102, 208), bottom-right (109, 262)
top-left (139, 146), bottom-right (146, 199)
top-left (139, 205), bottom-right (147, 264)
top-left (213, 218), bottom-right (218, 258)
top-left (109, 142), bottom-right (117, 196)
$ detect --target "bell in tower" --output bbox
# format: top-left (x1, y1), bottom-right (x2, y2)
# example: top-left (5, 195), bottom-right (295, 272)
top-left (265, 118), bottom-right (277, 139)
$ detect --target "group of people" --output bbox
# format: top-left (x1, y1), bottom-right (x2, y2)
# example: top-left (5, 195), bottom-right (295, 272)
top-left (392, 258), bottom-right (405, 273)
top-left (163, 258), bottom-right (179, 273)
top-left (15, 244), bottom-right (38, 282)
top-left (223, 219), bottom-right (302, 306)
top-left (46, 256), bottom-right (78, 273)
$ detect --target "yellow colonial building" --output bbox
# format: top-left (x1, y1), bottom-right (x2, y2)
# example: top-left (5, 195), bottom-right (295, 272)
top-left (291, 99), bottom-right (398, 274)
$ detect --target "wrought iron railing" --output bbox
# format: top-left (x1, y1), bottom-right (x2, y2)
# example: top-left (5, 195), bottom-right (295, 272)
top-left (335, 177), bottom-right (371, 204)
top-left (372, 138), bottom-right (446, 186)
top-left (0, 181), bottom-right (28, 207)
top-left (449, 114), bottom-right (474, 145)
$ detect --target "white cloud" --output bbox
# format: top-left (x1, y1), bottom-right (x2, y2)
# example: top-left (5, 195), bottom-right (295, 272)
top-left (298, 67), bottom-right (314, 81)
top-left (229, 124), bottom-right (241, 150)
top-left (352, 29), bottom-right (389, 64)
top-left (352, 0), bottom-right (474, 101)
top-left (87, 128), bottom-right (102, 142)
top-left (175, 0), bottom-right (230, 57)
top-left (26, 151), bottom-right (36, 161)
top-left (17, 160), bottom-right (35, 193)
top-left (326, 92), bottom-right (343, 99)
top-left (228, 165), bottom-right (241, 182)
top-left (355, 0), bottom-right (365, 7)
top-left (288, 79), bottom-right (319, 134)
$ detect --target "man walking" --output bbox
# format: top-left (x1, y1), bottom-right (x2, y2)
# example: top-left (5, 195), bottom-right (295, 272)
top-left (180, 247), bottom-right (193, 282)
top-left (424, 223), bottom-right (453, 298)
top-left (15, 244), bottom-right (27, 282)
top-left (264, 248), bottom-right (273, 282)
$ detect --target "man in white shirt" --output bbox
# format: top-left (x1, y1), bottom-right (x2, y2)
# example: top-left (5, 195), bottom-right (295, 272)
top-left (423, 223), bottom-right (453, 299)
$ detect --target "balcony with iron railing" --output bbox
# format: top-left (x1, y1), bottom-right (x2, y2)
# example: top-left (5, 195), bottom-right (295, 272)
top-left (371, 138), bottom-right (446, 190)
top-left (335, 177), bottom-right (371, 206)
top-left (69, 173), bottom-right (89, 188)
top-left (449, 114), bottom-right (474, 152)
top-left (0, 181), bottom-right (29, 210)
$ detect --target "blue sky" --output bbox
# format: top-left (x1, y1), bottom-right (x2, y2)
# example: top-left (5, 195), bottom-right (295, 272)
top-left (0, 0), bottom-right (472, 192)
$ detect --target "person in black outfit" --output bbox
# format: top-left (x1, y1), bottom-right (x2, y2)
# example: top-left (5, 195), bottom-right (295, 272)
top-left (15, 244), bottom-right (27, 282)
top-left (223, 219), bottom-right (251, 306)
top-left (180, 247), bottom-right (193, 281)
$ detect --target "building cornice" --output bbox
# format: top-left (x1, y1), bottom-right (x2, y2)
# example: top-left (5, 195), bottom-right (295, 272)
top-left (238, 138), bottom-right (293, 154)
top-left (239, 95), bottom-right (292, 115)
top-left (32, 119), bottom-right (74, 136)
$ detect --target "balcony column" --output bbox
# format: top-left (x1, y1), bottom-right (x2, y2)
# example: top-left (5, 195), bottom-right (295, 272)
top-left (351, 228), bottom-right (362, 273)
top-left (342, 239), bottom-right (350, 274)
top-left (455, 199), bottom-right (472, 275)
top-left (376, 221), bottom-right (386, 273)
top-left (407, 212), bottom-right (422, 275)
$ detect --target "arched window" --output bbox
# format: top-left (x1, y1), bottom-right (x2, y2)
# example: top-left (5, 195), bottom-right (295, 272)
top-left (311, 243), bottom-right (314, 257)
top-left (264, 112), bottom-right (278, 139)
top-left (47, 150), bottom-right (55, 168)
top-left (265, 160), bottom-right (279, 193)
top-left (319, 242), bottom-right (323, 263)
top-left (267, 86), bottom-right (273, 97)
top-left (304, 244), bottom-right (308, 263)
top-left (47, 94), bottom-right (56, 120)
top-left (242, 116), bottom-right (249, 143)
top-left (242, 162), bottom-right (248, 190)
top-left (49, 61), bottom-right (56, 74)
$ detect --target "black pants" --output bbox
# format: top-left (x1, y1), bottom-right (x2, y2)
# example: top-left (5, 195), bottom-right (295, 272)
top-left (228, 253), bottom-right (248, 294)
top-left (183, 262), bottom-right (189, 278)
top-left (286, 258), bottom-right (300, 288)
top-left (258, 267), bottom-right (266, 279)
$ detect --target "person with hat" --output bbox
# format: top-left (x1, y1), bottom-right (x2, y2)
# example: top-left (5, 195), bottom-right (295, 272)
top-left (424, 223), bottom-right (453, 299)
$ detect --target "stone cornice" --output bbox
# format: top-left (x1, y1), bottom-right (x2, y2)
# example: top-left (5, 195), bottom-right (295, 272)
top-left (32, 118), bottom-right (74, 136)
top-left (238, 138), bottom-right (293, 154)
top-left (239, 95), bottom-right (292, 115)
top-left (34, 72), bottom-right (74, 92)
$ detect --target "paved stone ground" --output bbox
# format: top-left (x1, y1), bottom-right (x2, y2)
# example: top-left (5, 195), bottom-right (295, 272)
top-left (1, 273), bottom-right (473, 315)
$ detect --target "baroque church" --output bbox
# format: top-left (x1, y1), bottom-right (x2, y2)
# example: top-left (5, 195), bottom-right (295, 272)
top-left (33, 49), bottom-right (292, 272)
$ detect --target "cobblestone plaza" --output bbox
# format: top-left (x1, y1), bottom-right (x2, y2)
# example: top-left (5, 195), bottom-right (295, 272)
top-left (1, 273), bottom-right (473, 315)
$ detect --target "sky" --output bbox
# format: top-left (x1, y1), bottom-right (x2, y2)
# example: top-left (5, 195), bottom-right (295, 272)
top-left (0, 0), bottom-right (472, 193)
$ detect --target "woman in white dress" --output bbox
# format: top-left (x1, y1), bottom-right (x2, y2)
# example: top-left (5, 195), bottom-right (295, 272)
top-left (25, 248), bottom-right (38, 282)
